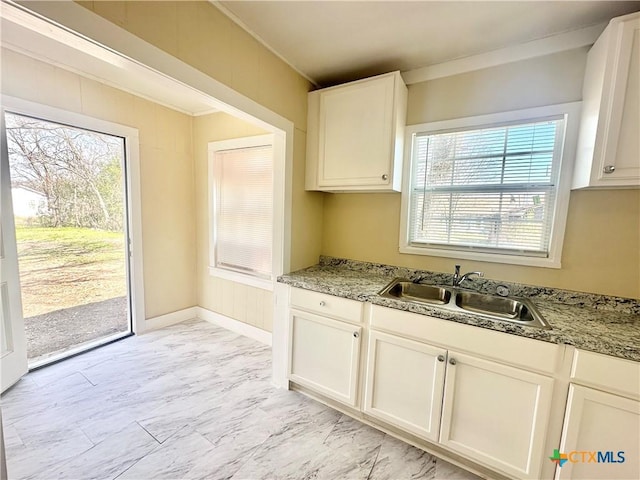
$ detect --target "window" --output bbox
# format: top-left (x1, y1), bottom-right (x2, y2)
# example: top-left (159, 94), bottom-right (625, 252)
top-left (209, 135), bottom-right (274, 289)
top-left (400, 103), bottom-right (581, 268)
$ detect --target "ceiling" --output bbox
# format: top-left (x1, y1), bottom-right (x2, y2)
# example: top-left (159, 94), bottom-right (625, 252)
top-left (216, 1), bottom-right (640, 87)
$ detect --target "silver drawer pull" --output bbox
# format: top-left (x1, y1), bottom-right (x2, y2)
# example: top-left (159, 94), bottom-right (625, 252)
top-left (381, 174), bottom-right (389, 181)
top-left (353, 331), bottom-right (359, 338)
top-left (449, 358), bottom-right (457, 365)
top-left (437, 355), bottom-right (445, 362)
top-left (319, 301), bottom-right (326, 307)
top-left (603, 165), bottom-right (616, 174)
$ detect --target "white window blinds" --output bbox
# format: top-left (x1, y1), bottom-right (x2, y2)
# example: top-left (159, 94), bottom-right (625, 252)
top-left (409, 117), bottom-right (565, 256)
top-left (214, 144), bottom-right (273, 279)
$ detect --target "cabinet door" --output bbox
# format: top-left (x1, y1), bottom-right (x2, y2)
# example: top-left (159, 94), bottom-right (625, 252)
top-left (363, 331), bottom-right (446, 442)
top-left (288, 309), bottom-right (361, 406)
top-left (556, 385), bottom-right (639, 480)
top-left (439, 351), bottom-right (554, 479)
top-left (318, 75), bottom-right (394, 188)
top-left (597, 15), bottom-right (640, 185)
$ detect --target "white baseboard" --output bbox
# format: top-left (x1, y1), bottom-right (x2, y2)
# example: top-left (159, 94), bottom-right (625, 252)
top-left (144, 307), bottom-right (198, 332)
top-left (196, 307), bottom-right (272, 346)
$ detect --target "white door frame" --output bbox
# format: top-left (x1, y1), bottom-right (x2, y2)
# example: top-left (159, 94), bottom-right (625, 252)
top-left (1, 96), bottom-right (146, 336)
top-left (1, 106), bottom-right (28, 392)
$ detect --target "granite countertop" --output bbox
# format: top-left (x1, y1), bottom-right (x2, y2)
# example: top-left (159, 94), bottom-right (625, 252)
top-left (278, 257), bottom-right (640, 362)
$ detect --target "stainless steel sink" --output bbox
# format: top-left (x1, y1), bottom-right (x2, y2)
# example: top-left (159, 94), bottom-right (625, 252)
top-left (378, 278), bottom-right (551, 329)
top-left (378, 280), bottom-right (452, 305)
top-left (454, 291), bottom-right (548, 326)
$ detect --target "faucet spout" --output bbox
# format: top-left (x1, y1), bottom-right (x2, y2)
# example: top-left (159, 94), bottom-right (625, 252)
top-left (453, 265), bottom-right (484, 287)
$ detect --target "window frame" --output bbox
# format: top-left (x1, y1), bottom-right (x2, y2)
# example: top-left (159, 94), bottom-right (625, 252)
top-left (399, 102), bottom-right (582, 268)
top-left (208, 134), bottom-right (275, 291)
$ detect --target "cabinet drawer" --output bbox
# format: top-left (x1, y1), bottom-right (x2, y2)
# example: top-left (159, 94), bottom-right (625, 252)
top-left (571, 349), bottom-right (640, 400)
top-left (290, 288), bottom-right (363, 324)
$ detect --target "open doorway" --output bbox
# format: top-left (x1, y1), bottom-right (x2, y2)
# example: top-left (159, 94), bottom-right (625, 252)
top-left (1, 0), bottom-right (293, 389)
top-left (4, 111), bottom-right (132, 367)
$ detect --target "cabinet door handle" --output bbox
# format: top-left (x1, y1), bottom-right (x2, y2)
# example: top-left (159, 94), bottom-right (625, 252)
top-left (353, 331), bottom-right (359, 338)
top-left (603, 165), bottom-right (616, 174)
top-left (381, 174), bottom-right (389, 181)
top-left (449, 358), bottom-right (457, 365)
top-left (319, 301), bottom-right (326, 307)
top-left (437, 355), bottom-right (445, 362)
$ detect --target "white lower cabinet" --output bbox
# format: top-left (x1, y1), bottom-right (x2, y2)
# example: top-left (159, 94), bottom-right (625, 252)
top-left (363, 330), bottom-right (447, 442)
top-left (556, 385), bottom-right (640, 480)
top-left (439, 351), bottom-right (554, 479)
top-left (289, 309), bottom-right (361, 406)
top-left (286, 294), bottom-right (564, 479)
top-left (286, 292), bottom-right (640, 480)
top-left (363, 328), bottom-right (553, 479)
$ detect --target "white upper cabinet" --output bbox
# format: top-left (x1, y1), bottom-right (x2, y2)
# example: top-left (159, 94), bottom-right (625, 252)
top-left (573, 12), bottom-right (640, 189)
top-left (306, 71), bottom-right (407, 192)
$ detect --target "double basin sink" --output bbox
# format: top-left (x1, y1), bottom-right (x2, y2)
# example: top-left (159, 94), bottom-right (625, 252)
top-left (378, 278), bottom-right (551, 329)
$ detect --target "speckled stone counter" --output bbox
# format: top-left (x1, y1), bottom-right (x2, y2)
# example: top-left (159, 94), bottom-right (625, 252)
top-left (278, 257), bottom-right (640, 362)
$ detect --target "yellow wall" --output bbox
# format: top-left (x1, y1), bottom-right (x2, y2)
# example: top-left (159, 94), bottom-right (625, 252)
top-left (16, 3), bottom-right (638, 306)
top-left (68, 0), bottom-right (324, 272)
top-left (193, 112), bottom-right (273, 331)
top-left (323, 48), bottom-right (640, 299)
top-left (1, 48), bottom-right (197, 318)
top-left (192, 113), bottom-right (322, 331)
top-left (11, 0), bottom-right (324, 329)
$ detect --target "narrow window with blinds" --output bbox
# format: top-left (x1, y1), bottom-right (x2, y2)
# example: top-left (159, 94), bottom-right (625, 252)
top-left (408, 116), bottom-right (566, 258)
top-left (212, 142), bottom-right (273, 282)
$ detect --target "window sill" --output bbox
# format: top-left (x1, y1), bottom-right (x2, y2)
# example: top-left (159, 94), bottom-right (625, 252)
top-left (399, 245), bottom-right (561, 269)
top-left (208, 266), bottom-right (274, 291)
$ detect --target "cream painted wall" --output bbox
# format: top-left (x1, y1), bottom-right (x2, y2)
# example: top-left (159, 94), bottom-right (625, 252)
top-left (68, 0), bottom-right (324, 272)
top-left (194, 112), bottom-right (273, 331)
top-left (20, 3), bottom-right (637, 302)
top-left (1, 48), bottom-right (197, 318)
top-left (323, 48), bottom-right (640, 299)
top-left (14, 0), bottom-right (325, 333)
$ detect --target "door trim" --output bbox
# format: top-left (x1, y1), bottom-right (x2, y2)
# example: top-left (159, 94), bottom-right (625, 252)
top-left (2, 95), bottom-right (146, 335)
top-left (1, 107), bottom-right (28, 391)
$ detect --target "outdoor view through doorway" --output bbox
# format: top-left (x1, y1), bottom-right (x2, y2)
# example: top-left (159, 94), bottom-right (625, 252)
top-left (5, 112), bottom-right (131, 366)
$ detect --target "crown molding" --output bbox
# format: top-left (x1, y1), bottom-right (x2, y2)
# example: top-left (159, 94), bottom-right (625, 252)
top-left (401, 23), bottom-right (606, 85)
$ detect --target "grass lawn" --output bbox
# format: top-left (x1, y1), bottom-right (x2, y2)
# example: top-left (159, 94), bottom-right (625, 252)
top-left (15, 225), bottom-right (127, 318)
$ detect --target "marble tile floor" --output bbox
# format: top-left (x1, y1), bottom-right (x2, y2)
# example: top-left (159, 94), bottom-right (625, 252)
top-left (1, 319), bottom-right (482, 480)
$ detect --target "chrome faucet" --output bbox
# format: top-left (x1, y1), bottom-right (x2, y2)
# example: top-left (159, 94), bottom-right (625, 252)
top-left (453, 264), bottom-right (484, 287)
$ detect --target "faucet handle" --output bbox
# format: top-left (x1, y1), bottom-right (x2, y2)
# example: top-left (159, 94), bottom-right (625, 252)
top-left (454, 264), bottom-right (460, 274)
